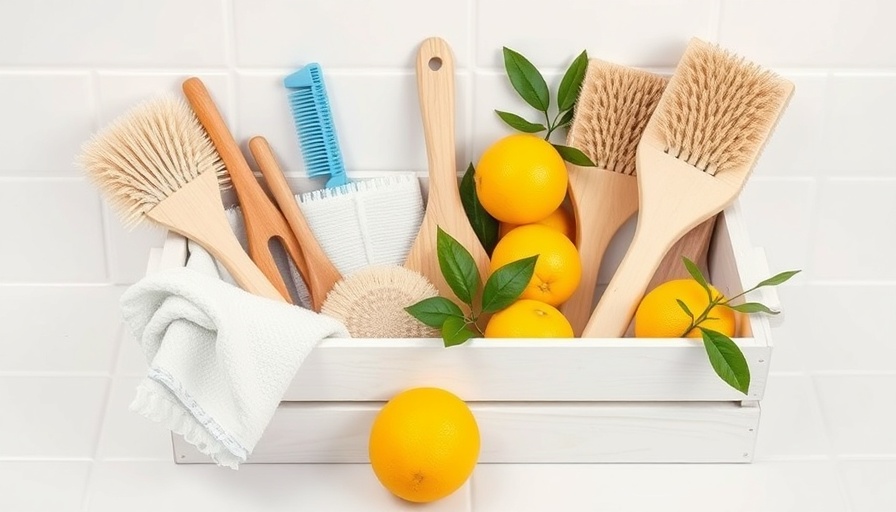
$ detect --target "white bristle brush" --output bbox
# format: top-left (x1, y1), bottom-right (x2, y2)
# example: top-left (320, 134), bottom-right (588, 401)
top-left (78, 96), bottom-right (285, 302)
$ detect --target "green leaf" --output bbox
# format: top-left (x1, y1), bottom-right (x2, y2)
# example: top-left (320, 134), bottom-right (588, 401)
top-left (442, 316), bottom-right (476, 347)
top-left (556, 109), bottom-right (575, 129)
top-left (459, 164), bottom-right (499, 255)
top-left (682, 257), bottom-right (712, 299)
top-left (437, 226), bottom-right (481, 305)
top-left (495, 110), bottom-right (547, 133)
top-left (557, 50), bottom-right (588, 112)
top-left (726, 302), bottom-right (779, 315)
top-left (700, 328), bottom-right (751, 395)
top-left (405, 297), bottom-right (466, 328)
top-left (754, 270), bottom-right (801, 288)
top-left (676, 299), bottom-right (695, 321)
top-left (503, 47), bottom-right (550, 112)
top-left (481, 255), bottom-right (538, 313)
top-left (552, 144), bottom-right (595, 166)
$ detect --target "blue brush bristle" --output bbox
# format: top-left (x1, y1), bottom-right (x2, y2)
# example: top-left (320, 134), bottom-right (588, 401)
top-left (284, 63), bottom-right (348, 188)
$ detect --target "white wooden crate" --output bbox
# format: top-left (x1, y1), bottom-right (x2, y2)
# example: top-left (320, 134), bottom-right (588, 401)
top-left (146, 177), bottom-right (776, 464)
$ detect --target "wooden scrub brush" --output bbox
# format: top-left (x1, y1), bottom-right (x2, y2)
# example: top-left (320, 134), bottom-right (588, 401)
top-left (559, 60), bottom-right (667, 336)
top-left (321, 265), bottom-right (439, 338)
top-left (584, 38), bottom-right (794, 338)
top-left (78, 96), bottom-right (284, 301)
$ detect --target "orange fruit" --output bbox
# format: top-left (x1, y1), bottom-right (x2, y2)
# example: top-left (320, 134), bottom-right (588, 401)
top-left (475, 134), bottom-right (567, 224)
top-left (368, 387), bottom-right (480, 503)
top-left (489, 224), bottom-right (581, 306)
top-left (484, 299), bottom-right (573, 338)
top-left (634, 279), bottom-right (736, 338)
top-left (499, 204), bottom-right (576, 241)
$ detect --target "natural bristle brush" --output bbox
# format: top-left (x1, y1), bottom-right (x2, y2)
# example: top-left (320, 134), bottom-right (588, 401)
top-left (583, 38), bottom-right (794, 338)
top-left (78, 97), bottom-right (285, 302)
top-left (559, 60), bottom-right (667, 336)
top-left (284, 63), bottom-right (348, 189)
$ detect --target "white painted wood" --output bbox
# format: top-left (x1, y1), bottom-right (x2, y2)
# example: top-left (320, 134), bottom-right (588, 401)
top-left (286, 338), bottom-right (771, 402)
top-left (153, 185), bottom-right (774, 403)
top-left (172, 401), bottom-right (760, 464)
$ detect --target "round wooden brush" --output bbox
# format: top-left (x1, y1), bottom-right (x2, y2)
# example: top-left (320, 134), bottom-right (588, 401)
top-left (584, 38), bottom-right (794, 338)
top-left (560, 60), bottom-right (667, 336)
top-left (78, 96), bottom-right (285, 302)
top-left (322, 265), bottom-right (439, 338)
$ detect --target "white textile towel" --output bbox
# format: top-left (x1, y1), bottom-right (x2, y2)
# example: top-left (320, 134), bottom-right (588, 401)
top-left (121, 234), bottom-right (348, 469)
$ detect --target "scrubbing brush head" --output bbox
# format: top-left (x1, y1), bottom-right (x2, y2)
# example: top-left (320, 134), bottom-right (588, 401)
top-left (78, 95), bottom-right (228, 228)
top-left (569, 60), bottom-right (667, 175)
top-left (646, 38), bottom-right (794, 177)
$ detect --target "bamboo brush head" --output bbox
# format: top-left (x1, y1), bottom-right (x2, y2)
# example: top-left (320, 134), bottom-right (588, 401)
top-left (647, 38), bottom-right (794, 176)
top-left (78, 95), bottom-right (229, 228)
top-left (568, 60), bottom-right (667, 175)
top-left (321, 265), bottom-right (439, 338)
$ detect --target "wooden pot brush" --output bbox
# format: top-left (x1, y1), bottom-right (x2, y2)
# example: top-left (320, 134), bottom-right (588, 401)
top-left (583, 38), bottom-right (794, 338)
top-left (559, 60), bottom-right (667, 336)
top-left (78, 97), bottom-right (285, 302)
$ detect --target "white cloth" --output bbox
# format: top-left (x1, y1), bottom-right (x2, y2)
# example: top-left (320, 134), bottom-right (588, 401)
top-left (121, 226), bottom-right (348, 469)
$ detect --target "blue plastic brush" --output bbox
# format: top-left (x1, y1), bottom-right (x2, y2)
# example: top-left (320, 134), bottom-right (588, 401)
top-left (283, 63), bottom-right (349, 189)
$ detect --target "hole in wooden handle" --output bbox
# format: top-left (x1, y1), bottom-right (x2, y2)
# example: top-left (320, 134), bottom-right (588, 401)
top-left (428, 57), bottom-right (442, 71)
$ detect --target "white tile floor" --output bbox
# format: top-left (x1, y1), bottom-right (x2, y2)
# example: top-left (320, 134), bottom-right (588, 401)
top-left (3, 288), bottom-right (895, 511)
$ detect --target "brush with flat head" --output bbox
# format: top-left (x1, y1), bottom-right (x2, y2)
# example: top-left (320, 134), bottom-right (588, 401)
top-left (78, 96), bottom-right (285, 302)
top-left (559, 59), bottom-right (667, 336)
top-left (583, 37), bottom-right (794, 338)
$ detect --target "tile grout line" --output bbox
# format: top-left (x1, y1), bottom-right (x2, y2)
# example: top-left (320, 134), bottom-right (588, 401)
top-left (80, 374), bottom-right (114, 512)
top-left (223, 0), bottom-right (240, 139)
top-left (87, 68), bottom-right (117, 284)
top-left (806, 373), bottom-right (856, 511)
top-left (464, 0), bottom-right (477, 170)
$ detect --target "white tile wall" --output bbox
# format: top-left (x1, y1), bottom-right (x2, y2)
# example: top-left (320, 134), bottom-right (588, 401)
top-left (0, 461), bottom-right (91, 512)
top-left (0, 285), bottom-right (124, 372)
top-left (0, 74), bottom-right (95, 176)
top-left (0, 0), bottom-right (893, 509)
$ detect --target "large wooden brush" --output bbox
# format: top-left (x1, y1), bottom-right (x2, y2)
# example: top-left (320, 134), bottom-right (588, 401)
top-left (560, 60), bottom-right (666, 336)
top-left (583, 38), bottom-right (794, 338)
top-left (78, 96), bottom-right (285, 301)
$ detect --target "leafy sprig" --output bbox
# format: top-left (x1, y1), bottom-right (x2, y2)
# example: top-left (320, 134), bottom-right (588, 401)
top-left (405, 227), bottom-right (536, 347)
top-left (497, 47), bottom-right (594, 166)
top-left (679, 257), bottom-right (800, 394)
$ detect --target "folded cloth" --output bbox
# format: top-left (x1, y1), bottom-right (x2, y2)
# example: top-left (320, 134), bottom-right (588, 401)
top-left (121, 232), bottom-right (348, 469)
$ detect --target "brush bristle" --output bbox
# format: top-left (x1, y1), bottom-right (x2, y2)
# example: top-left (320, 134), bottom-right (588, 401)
top-left (569, 60), bottom-right (667, 175)
top-left (654, 39), bottom-right (791, 175)
top-left (321, 265), bottom-right (439, 338)
top-left (78, 96), bottom-right (227, 228)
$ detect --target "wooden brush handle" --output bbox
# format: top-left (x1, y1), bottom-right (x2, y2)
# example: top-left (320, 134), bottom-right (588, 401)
top-left (148, 170), bottom-right (285, 302)
top-left (248, 136), bottom-right (343, 311)
top-left (560, 167), bottom-right (639, 336)
top-left (182, 77), bottom-right (294, 303)
top-left (648, 215), bottom-right (717, 292)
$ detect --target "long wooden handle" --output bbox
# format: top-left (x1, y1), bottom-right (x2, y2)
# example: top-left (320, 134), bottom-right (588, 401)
top-left (249, 136), bottom-right (343, 311)
top-left (415, 37), bottom-right (460, 206)
top-left (182, 76), bottom-right (294, 303)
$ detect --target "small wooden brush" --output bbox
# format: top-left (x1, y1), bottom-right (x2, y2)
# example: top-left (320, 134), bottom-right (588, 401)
top-left (79, 96), bottom-right (284, 301)
top-left (560, 60), bottom-right (667, 336)
top-left (584, 38), bottom-right (794, 338)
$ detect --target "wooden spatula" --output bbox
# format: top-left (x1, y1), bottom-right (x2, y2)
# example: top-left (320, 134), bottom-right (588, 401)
top-left (405, 37), bottom-right (489, 311)
top-left (183, 77), bottom-right (305, 304)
